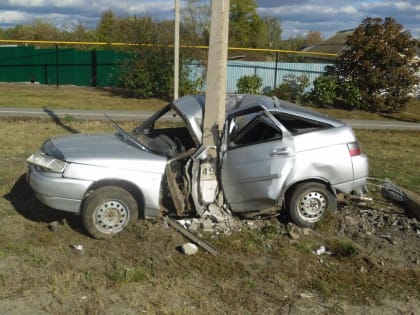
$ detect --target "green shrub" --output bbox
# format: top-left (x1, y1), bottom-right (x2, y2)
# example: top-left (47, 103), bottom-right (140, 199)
top-left (310, 75), bottom-right (337, 106)
top-left (336, 79), bottom-right (363, 110)
top-left (119, 47), bottom-right (173, 99)
top-left (269, 74), bottom-right (309, 104)
top-left (237, 75), bottom-right (263, 94)
top-left (179, 65), bottom-right (206, 96)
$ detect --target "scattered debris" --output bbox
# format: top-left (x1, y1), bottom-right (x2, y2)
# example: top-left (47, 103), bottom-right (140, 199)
top-left (70, 244), bottom-right (84, 254)
top-left (313, 246), bottom-right (332, 256)
top-left (163, 216), bottom-right (218, 256)
top-left (380, 234), bottom-right (397, 245)
top-left (347, 195), bottom-right (374, 202)
top-left (287, 223), bottom-right (301, 240)
top-left (287, 223), bottom-right (312, 240)
top-left (48, 221), bottom-right (61, 232)
top-left (299, 293), bottom-right (314, 299)
top-left (180, 243), bottom-right (199, 256)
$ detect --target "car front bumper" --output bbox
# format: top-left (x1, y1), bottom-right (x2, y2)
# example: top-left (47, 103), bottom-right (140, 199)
top-left (27, 165), bottom-right (93, 214)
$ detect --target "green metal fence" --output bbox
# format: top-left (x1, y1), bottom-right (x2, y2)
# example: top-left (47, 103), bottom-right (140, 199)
top-left (0, 46), bottom-right (129, 87)
top-left (0, 44), bottom-right (335, 91)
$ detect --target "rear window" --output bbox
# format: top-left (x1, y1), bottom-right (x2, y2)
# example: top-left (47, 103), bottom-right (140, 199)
top-left (273, 113), bottom-right (332, 135)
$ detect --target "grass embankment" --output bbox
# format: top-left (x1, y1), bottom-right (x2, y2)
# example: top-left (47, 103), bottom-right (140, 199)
top-left (0, 82), bottom-right (167, 111)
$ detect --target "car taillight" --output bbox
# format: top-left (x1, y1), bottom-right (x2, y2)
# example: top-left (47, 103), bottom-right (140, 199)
top-left (348, 142), bottom-right (361, 157)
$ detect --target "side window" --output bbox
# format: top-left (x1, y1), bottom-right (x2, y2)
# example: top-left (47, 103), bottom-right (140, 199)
top-left (273, 113), bottom-right (331, 135)
top-left (229, 113), bottom-right (282, 148)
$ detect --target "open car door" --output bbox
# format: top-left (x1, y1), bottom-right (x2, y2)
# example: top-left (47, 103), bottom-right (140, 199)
top-left (221, 108), bottom-right (295, 214)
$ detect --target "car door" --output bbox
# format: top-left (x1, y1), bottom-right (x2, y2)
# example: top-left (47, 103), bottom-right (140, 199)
top-left (221, 109), bottom-right (295, 213)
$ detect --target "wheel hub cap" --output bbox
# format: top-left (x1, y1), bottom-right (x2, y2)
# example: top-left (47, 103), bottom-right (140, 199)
top-left (298, 191), bottom-right (326, 222)
top-left (95, 200), bottom-right (129, 233)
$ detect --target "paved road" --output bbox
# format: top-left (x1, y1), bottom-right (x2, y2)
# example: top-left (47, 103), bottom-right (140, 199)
top-left (1, 107), bottom-right (419, 130)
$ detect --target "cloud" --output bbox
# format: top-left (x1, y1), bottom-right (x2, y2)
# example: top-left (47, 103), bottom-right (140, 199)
top-left (0, 10), bottom-right (29, 25)
top-left (256, 0), bottom-right (419, 38)
top-left (0, 0), bottom-right (418, 40)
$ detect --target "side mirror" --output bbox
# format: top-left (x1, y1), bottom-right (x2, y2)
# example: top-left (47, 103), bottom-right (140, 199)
top-left (229, 119), bottom-right (237, 136)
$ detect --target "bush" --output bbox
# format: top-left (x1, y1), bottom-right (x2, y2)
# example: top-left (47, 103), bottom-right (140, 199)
top-left (310, 75), bottom-right (364, 110)
top-left (179, 65), bottom-right (206, 96)
top-left (336, 80), bottom-right (363, 110)
top-left (269, 74), bottom-right (309, 104)
top-left (119, 47), bottom-right (173, 99)
top-left (310, 75), bottom-right (337, 106)
top-left (237, 75), bottom-right (263, 94)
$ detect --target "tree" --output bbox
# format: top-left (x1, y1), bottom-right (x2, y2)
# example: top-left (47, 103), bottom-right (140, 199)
top-left (229, 0), bottom-right (263, 48)
top-left (181, 0), bottom-right (211, 45)
top-left (68, 23), bottom-right (95, 42)
top-left (260, 15), bottom-right (282, 49)
top-left (3, 21), bottom-right (62, 41)
top-left (329, 17), bottom-right (419, 112)
top-left (96, 10), bottom-right (117, 42)
top-left (0, 28), bottom-right (7, 39)
top-left (305, 31), bottom-right (323, 45)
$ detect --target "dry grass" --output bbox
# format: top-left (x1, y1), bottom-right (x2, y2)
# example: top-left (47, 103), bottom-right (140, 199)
top-left (0, 82), bottom-right (167, 111)
top-left (314, 98), bottom-right (420, 122)
top-left (356, 129), bottom-right (420, 192)
top-left (0, 119), bottom-right (419, 313)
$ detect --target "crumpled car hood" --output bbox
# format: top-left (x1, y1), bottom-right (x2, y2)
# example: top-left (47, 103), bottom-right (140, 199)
top-left (48, 133), bottom-right (167, 173)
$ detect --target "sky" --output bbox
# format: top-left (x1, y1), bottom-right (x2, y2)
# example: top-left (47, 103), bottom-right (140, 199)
top-left (0, 0), bottom-right (419, 40)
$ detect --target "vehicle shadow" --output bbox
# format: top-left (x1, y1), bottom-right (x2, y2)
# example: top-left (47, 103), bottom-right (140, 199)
top-left (43, 107), bottom-right (80, 134)
top-left (4, 174), bottom-right (83, 233)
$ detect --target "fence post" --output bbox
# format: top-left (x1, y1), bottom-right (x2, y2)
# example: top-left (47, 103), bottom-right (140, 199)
top-left (91, 49), bottom-right (97, 87)
top-left (273, 52), bottom-right (279, 89)
top-left (55, 44), bottom-right (59, 88)
top-left (43, 65), bottom-right (48, 84)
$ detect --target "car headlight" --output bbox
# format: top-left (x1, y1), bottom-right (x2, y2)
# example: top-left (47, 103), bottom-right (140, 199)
top-left (27, 151), bottom-right (67, 173)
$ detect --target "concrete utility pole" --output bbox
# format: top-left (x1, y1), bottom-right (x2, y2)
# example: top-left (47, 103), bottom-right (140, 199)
top-left (174, 0), bottom-right (180, 100)
top-left (202, 0), bottom-right (230, 146)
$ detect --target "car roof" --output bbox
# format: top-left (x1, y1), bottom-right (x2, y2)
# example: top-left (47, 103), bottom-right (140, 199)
top-left (172, 94), bottom-right (344, 138)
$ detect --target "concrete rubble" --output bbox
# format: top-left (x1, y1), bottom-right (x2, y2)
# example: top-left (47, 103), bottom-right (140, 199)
top-left (180, 243), bottom-right (199, 256)
top-left (164, 177), bottom-right (419, 257)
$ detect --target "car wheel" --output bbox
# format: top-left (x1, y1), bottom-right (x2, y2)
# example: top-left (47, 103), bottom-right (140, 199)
top-left (81, 186), bottom-right (138, 239)
top-left (287, 182), bottom-right (336, 228)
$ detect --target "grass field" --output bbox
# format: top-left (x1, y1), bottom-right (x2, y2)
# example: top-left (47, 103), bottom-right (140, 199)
top-left (0, 84), bottom-right (419, 313)
top-left (0, 82), bottom-right (167, 111)
top-left (0, 119), bottom-right (419, 313)
top-left (1, 82), bottom-right (419, 122)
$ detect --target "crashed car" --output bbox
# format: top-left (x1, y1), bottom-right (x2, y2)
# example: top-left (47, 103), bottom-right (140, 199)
top-left (26, 95), bottom-right (368, 238)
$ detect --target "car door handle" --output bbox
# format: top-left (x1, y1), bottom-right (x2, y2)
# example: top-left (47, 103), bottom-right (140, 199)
top-left (270, 148), bottom-right (290, 157)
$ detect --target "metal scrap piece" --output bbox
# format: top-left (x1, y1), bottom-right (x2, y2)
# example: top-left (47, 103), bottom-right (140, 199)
top-left (162, 216), bottom-right (218, 256)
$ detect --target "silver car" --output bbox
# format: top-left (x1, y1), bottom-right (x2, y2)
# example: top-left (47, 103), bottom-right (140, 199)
top-left (26, 95), bottom-right (368, 238)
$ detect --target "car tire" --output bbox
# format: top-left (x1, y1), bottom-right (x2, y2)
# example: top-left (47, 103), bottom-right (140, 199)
top-left (81, 186), bottom-right (138, 239)
top-left (287, 182), bottom-right (336, 228)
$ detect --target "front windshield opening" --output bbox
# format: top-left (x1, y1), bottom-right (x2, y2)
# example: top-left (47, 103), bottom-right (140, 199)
top-left (133, 105), bottom-right (197, 157)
